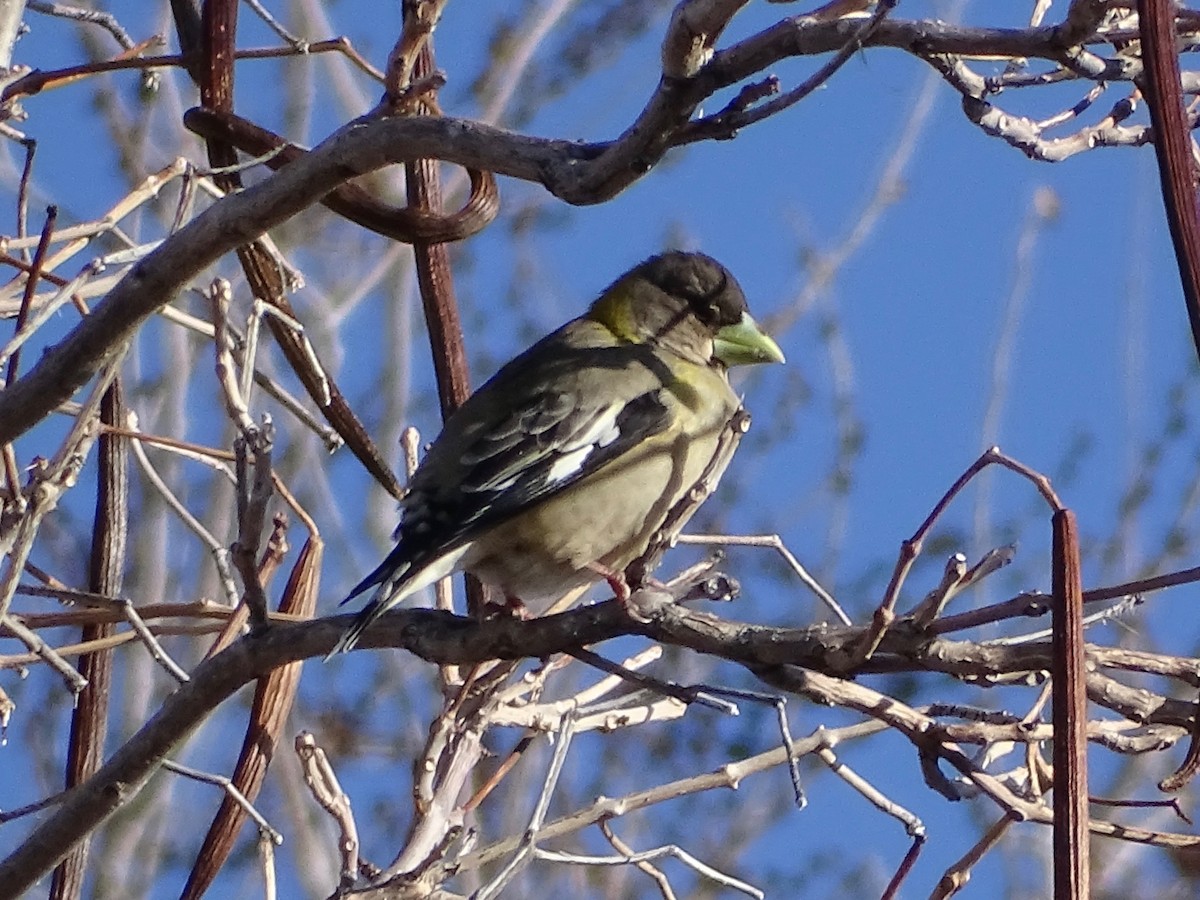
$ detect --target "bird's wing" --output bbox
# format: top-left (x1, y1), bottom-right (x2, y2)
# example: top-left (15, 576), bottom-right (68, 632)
top-left (341, 334), bottom-right (675, 607)
top-left (400, 385), bottom-right (672, 555)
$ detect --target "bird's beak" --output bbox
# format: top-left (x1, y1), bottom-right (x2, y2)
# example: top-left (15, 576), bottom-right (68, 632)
top-left (713, 312), bottom-right (786, 366)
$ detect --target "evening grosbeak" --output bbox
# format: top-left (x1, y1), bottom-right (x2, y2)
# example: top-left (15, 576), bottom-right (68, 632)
top-left (331, 251), bottom-right (784, 654)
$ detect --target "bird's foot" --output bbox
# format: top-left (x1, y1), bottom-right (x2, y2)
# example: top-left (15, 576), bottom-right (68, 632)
top-left (586, 561), bottom-right (631, 604)
top-left (500, 596), bottom-right (533, 620)
top-left (477, 594), bottom-right (533, 620)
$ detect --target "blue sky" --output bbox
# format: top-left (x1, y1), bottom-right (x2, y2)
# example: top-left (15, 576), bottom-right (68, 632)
top-left (3, 2), bottom-right (1199, 897)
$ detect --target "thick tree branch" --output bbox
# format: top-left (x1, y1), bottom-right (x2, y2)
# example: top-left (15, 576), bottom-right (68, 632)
top-left (5, 13), bottom-right (1198, 442)
top-left (2, 590), bottom-right (1197, 895)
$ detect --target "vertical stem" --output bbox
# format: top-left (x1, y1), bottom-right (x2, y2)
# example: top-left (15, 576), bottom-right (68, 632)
top-left (1138, 0), bottom-right (1200, 364)
top-left (1051, 509), bottom-right (1088, 900)
top-left (401, 9), bottom-right (483, 614)
top-left (404, 59), bottom-right (471, 417)
top-left (49, 382), bottom-right (127, 900)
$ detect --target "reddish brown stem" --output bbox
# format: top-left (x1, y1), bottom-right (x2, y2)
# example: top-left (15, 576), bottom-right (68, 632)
top-left (1051, 509), bottom-right (1088, 900)
top-left (1138, 0), bottom-right (1200, 365)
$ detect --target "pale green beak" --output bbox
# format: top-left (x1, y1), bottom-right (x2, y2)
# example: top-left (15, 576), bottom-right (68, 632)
top-left (713, 312), bottom-right (786, 366)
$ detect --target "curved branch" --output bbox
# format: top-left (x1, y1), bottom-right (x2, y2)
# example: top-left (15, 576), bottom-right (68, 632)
top-left (5, 14), bottom-right (1197, 442)
top-left (2, 591), bottom-right (1196, 894)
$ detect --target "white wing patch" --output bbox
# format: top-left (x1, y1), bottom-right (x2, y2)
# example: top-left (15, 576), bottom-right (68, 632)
top-left (544, 402), bottom-right (623, 487)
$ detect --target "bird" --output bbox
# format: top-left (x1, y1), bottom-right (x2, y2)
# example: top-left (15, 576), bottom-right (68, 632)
top-left (329, 250), bottom-right (785, 655)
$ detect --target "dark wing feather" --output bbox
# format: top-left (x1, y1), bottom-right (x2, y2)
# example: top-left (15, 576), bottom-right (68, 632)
top-left (340, 331), bottom-right (675, 615)
top-left (330, 388), bottom-right (669, 656)
top-left (397, 387), bottom-right (671, 566)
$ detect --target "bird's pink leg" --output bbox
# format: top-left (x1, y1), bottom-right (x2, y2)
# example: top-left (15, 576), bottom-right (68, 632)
top-left (586, 561), bottom-right (631, 603)
top-left (502, 595), bottom-right (532, 619)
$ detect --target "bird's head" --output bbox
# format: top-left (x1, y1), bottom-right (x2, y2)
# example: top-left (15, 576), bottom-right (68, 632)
top-left (589, 251), bottom-right (785, 368)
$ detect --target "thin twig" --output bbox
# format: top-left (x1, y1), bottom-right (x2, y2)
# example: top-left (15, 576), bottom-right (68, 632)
top-left (675, 532), bottom-right (850, 624)
top-left (162, 759), bottom-right (284, 844)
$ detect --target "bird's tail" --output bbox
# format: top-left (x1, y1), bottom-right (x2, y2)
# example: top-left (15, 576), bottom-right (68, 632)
top-left (326, 596), bottom-right (389, 659)
top-left (326, 548), bottom-right (414, 659)
top-left (339, 545), bottom-right (410, 607)
top-left (327, 542), bottom-right (471, 659)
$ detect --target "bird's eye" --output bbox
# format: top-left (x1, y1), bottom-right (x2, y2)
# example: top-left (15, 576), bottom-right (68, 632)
top-left (687, 295), bottom-right (727, 327)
